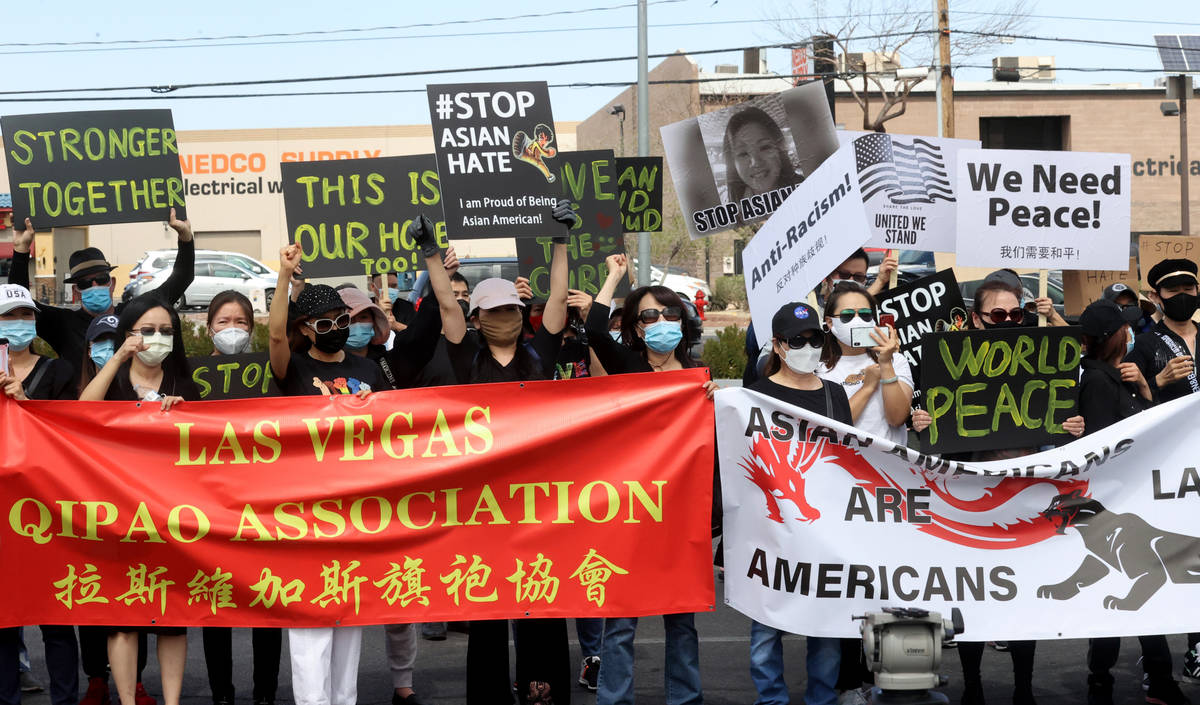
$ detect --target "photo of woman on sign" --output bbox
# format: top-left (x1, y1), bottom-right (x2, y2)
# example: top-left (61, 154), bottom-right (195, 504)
top-left (721, 106), bottom-right (804, 202)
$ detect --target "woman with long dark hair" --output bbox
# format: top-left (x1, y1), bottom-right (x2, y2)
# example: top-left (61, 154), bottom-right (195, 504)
top-left (722, 106), bottom-right (804, 202)
top-left (79, 293), bottom-right (198, 705)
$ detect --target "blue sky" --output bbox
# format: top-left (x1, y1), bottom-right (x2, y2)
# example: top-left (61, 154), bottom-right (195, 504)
top-left (2, 0), bottom-right (1195, 130)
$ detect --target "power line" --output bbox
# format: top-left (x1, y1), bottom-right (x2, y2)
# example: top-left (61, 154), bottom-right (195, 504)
top-left (956, 10), bottom-right (1200, 28)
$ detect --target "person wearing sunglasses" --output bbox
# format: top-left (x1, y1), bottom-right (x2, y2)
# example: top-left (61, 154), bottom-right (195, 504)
top-left (9, 211), bottom-right (194, 385)
top-left (78, 293), bottom-right (199, 705)
top-left (819, 248), bottom-right (896, 300)
top-left (743, 301), bottom-right (852, 705)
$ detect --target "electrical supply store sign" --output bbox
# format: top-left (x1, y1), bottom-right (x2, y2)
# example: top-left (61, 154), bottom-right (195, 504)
top-left (2, 109), bottom-right (187, 227)
top-left (427, 81), bottom-right (561, 239)
top-left (716, 388), bottom-right (1200, 640)
top-left (954, 149), bottom-right (1131, 270)
top-left (0, 371), bottom-right (715, 627)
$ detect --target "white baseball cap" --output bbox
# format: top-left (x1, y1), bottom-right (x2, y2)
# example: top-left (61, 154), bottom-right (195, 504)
top-left (470, 278), bottom-right (526, 312)
top-left (0, 284), bottom-right (37, 316)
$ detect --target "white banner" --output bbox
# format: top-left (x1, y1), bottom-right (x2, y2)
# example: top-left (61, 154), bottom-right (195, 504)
top-left (717, 386), bottom-right (1200, 640)
top-left (837, 131), bottom-right (979, 253)
top-left (741, 147), bottom-right (871, 347)
top-left (954, 149), bottom-right (1131, 270)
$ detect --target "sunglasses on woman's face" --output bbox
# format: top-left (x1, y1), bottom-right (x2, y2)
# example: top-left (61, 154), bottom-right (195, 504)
top-left (781, 333), bottom-right (825, 349)
top-left (984, 307), bottom-right (1025, 323)
top-left (638, 307), bottom-right (682, 324)
top-left (128, 325), bottom-right (173, 337)
top-left (305, 313), bottom-right (351, 334)
top-left (835, 308), bottom-right (874, 324)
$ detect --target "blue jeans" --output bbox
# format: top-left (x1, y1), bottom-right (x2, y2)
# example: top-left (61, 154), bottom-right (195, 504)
top-left (576, 618), bottom-right (604, 659)
top-left (597, 614), bottom-right (702, 705)
top-left (749, 621), bottom-right (839, 705)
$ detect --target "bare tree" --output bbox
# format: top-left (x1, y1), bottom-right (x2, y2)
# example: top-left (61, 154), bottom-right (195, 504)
top-left (770, 0), bottom-right (1032, 131)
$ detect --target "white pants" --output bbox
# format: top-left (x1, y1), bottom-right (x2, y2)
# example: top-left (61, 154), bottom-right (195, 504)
top-left (289, 626), bottom-right (363, 705)
top-left (384, 623), bottom-right (417, 689)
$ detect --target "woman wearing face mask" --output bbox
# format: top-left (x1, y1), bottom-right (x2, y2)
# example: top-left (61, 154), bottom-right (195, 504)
top-left (911, 276), bottom-right (1085, 705)
top-left (742, 302), bottom-right (852, 705)
top-left (79, 294), bottom-right (197, 705)
top-left (208, 290), bottom-right (255, 355)
top-left (420, 202), bottom-right (574, 705)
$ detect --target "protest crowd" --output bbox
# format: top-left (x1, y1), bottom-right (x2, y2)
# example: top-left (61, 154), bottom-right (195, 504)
top-left (0, 69), bottom-right (1196, 705)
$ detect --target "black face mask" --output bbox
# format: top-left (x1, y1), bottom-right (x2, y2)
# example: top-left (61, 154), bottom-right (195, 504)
top-left (980, 319), bottom-right (1022, 330)
top-left (312, 327), bottom-right (349, 353)
top-left (1161, 292), bottom-right (1199, 322)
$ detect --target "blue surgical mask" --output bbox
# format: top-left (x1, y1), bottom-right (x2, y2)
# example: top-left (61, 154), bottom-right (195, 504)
top-left (609, 330), bottom-right (622, 342)
top-left (90, 339), bottom-right (115, 368)
top-left (386, 288), bottom-right (401, 302)
top-left (80, 286), bottom-right (113, 314)
top-left (643, 320), bottom-right (683, 353)
top-left (0, 319), bottom-right (36, 351)
top-left (346, 322), bottom-right (374, 349)
top-left (1126, 331), bottom-right (1135, 357)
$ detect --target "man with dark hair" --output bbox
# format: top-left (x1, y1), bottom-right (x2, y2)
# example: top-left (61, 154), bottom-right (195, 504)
top-left (9, 213), bottom-right (194, 381)
top-left (450, 272), bottom-right (471, 306)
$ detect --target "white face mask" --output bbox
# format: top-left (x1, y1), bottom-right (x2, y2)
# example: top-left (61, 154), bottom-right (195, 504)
top-left (211, 327), bottom-right (251, 355)
top-left (136, 333), bottom-right (174, 366)
top-left (783, 345), bottom-right (823, 374)
top-left (830, 316), bottom-right (875, 347)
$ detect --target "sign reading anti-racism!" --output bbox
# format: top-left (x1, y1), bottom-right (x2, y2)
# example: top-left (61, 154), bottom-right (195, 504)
top-left (954, 150), bottom-right (1131, 270)
top-left (661, 81), bottom-right (839, 239)
top-left (427, 81), bottom-right (561, 239)
top-left (838, 131), bottom-right (979, 253)
top-left (742, 147), bottom-right (871, 347)
top-left (876, 269), bottom-right (968, 386)
top-left (615, 157), bottom-right (663, 232)
top-left (190, 353), bottom-right (280, 401)
top-left (0, 370), bottom-right (715, 627)
top-left (280, 155), bottom-right (448, 279)
top-left (1061, 257), bottom-right (1139, 317)
top-left (717, 387), bottom-right (1200, 640)
top-left (517, 150), bottom-right (628, 300)
top-left (2, 109), bottom-right (187, 228)
top-left (919, 327), bottom-right (1082, 454)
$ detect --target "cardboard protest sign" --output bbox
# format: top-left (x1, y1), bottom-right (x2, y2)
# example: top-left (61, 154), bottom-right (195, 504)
top-left (615, 157), bottom-right (663, 232)
top-left (517, 150), bottom-right (627, 299)
top-left (1061, 257), bottom-right (1139, 316)
top-left (661, 81), bottom-right (839, 239)
top-left (876, 269), bottom-right (968, 386)
top-left (919, 326), bottom-right (1082, 454)
top-left (190, 353), bottom-right (279, 400)
top-left (837, 131), bottom-right (979, 252)
top-left (280, 154), bottom-right (447, 279)
top-left (742, 148), bottom-right (870, 347)
top-left (1138, 235), bottom-right (1200, 291)
top-left (955, 150), bottom-right (1131, 270)
top-left (2, 109), bottom-right (186, 228)
top-left (427, 81), bottom-right (561, 239)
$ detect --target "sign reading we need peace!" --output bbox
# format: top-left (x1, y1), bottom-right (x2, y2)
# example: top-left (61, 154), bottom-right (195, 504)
top-left (955, 150), bottom-right (1130, 271)
top-left (2, 109), bottom-right (187, 228)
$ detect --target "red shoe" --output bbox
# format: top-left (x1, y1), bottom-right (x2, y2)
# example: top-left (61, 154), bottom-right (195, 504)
top-left (135, 683), bottom-right (157, 705)
top-left (79, 677), bottom-right (111, 705)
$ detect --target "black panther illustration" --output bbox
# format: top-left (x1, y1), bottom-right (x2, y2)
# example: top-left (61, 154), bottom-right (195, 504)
top-left (1035, 489), bottom-right (1200, 610)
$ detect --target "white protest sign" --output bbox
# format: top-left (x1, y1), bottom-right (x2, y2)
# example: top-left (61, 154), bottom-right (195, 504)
top-left (742, 147), bottom-right (870, 347)
top-left (954, 149), bottom-right (1131, 270)
top-left (838, 131), bottom-right (979, 253)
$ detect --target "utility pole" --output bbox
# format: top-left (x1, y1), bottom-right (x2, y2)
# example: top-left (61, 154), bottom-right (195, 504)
top-left (636, 0), bottom-right (652, 287)
top-left (937, 0), bottom-right (954, 138)
top-left (1181, 74), bottom-right (1191, 235)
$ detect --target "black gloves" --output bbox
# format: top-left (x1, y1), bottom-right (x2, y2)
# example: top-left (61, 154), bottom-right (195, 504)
top-left (407, 214), bottom-right (439, 257)
top-left (551, 198), bottom-right (579, 243)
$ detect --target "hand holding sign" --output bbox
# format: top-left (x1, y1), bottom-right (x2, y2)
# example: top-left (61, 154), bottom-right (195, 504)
top-left (13, 219), bottom-right (34, 254)
top-left (408, 214), bottom-right (438, 257)
top-left (167, 207), bottom-right (193, 242)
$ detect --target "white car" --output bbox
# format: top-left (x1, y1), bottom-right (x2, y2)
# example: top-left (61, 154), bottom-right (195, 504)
top-left (650, 265), bottom-right (712, 301)
top-left (127, 249), bottom-right (273, 298)
top-left (135, 258), bottom-right (278, 310)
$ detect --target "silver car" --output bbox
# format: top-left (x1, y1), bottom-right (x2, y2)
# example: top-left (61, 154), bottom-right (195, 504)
top-left (137, 258), bottom-right (277, 310)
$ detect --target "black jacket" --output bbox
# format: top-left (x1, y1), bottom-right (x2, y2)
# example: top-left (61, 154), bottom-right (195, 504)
top-left (1077, 357), bottom-right (1155, 434)
top-left (1126, 320), bottom-right (1200, 403)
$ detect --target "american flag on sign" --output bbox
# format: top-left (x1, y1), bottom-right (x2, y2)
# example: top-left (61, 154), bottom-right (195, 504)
top-left (853, 133), bottom-right (954, 205)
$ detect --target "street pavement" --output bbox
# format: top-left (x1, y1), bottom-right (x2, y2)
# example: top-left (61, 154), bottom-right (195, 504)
top-left (18, 569), bottom-right (1195, 705)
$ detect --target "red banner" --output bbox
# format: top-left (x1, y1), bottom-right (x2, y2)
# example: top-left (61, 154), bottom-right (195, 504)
top-left (1, 369), bottom-right (716, 627)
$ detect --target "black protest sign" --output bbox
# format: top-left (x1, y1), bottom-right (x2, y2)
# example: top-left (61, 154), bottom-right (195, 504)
top-left (615, 157), bottom-right (663, 232)
top-left (190, 353), bottom-right (280, 401)
top-left (2, 109), bottom-right (186, 228)
top-left (427, 81), bottom-right (561, 239)
top-left (281, 154), bottom-right (447, 279)
top-left (876, 269), bottom-right (967, 386)
top-left (919, 327), bottom-right (1082, 454)
top-left (517, 150), bottom-right (628, 300)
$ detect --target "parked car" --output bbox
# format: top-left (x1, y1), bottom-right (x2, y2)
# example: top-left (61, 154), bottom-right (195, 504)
top-left (960, 272), bottom-right (1070, 322)
top-left (125, 249), bottom-right (274, 302)
top-left (408, 257), bottom-right (520, 303)
top-left (136, 258), bottom-right (278, 310)
top-left (866, 250), bottom-right (937, 288)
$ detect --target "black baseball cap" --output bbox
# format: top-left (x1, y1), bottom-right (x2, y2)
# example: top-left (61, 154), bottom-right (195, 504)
top-left (1147, 258), bottom-right (1199, 291)
top-left (1079, 299), bottom-right (1132, 338)
top-left (771, 302), bottom-right (821, 339)
top-left (1102, 282), bottom-right (1156, 316)
top-left (983, 268), bottom-right (1023, 294)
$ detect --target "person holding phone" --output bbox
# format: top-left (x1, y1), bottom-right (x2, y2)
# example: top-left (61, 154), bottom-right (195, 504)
top-left (817, 281), bottom-right (913, 444)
